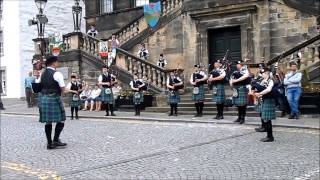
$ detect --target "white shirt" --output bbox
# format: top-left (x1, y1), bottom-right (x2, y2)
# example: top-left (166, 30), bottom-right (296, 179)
top-left (37, 67), bottom-right (65, 87)
top-left (137, 49), bottom-right (149, 59)
top-left (190, 71), bottom-right (207, 82)
top-left (90, 88), bottom-right (101, 99)
top-left (80, 89), bottom-right (91, 99)
top-left (130, 79), bottom-right (145, 89)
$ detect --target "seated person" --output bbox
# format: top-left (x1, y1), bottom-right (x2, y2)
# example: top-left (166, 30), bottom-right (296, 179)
top-left (87, 84), bottom-right (102, 111)
top-left (80, 84), bottom-right (92, 110)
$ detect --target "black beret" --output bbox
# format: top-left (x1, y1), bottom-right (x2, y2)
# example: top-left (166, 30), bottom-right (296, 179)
top-left (194, 64), bottom-right (200, 68)
top-left (289, 61), bottom-right (298, 66)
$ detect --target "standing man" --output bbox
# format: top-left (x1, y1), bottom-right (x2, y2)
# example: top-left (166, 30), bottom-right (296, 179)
top-left (39, 56), bottom-right (67, 150)
top-left (230, 60), bottom-right (250, 124)
top-left (157, 54), bottom-right (167, 68)
top-left (137, 43), bottom-right (149, 60)
top-left (130, 74), bottom-right (145, 116)
top-left (190, 64), bottom-right (208, 117)
top-left (167, 71), bottom-right (183, 116)
top-left (284, 61), bottom-right (302, 119)
top-left (25, 71), bottom-right (36, 107)
top-left (208, 60), bottom-right (226, 120)
top-left (98, 66), bottom-right (117, 116)
top-left (87, 25), bottom-right (98, 37)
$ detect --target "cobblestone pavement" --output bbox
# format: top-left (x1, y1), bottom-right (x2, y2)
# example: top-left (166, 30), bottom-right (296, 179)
top-left (1, 114), bottom-right (319, 180)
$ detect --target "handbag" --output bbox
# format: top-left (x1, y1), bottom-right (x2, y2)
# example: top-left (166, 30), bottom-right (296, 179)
top-left (193, 87), bottom-right (199, 95)
top-left (232, 88), bottom-right (238, 98)
top-left (105, 88), bottom-right (112, 95)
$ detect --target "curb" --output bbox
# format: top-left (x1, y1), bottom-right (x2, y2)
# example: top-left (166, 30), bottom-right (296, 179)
top-left (2, 112), bottom-right (319, 130)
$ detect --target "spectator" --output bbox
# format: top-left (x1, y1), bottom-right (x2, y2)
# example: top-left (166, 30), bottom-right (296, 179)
top-left (80, 84), bottom-right (92, 110)
top-left (137, 43), bottom-right (149, 60)
top-left (112, 82), bottom-right (122, 100)
top-left (87, 84), bottom-right (101, 111)
top-left (284, 61), bottom-right (302, 119)
top-left (24, 71), bottom-right (36, 108)
top-left (109, 34), bottom-right (119, 50)
top-left (157, 54), bottom-right (167, 68)
top-left (87, 25), bottom-right (98, 37)
top-left (108, 35), bottom-right (120, 66)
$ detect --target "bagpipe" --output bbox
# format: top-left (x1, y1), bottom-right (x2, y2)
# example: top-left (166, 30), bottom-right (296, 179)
top-left (168, 77), bottom-right (184, 91)
top-left (231, 70), bottom-right (252, 86)
top-left (208, 50), bottom-right (231, 87)
top-left (193, 72), bottom-right (207, 86)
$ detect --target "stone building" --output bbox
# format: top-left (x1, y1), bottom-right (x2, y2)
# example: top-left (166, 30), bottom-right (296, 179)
top-left (81, 0), bottom-right (319, 81)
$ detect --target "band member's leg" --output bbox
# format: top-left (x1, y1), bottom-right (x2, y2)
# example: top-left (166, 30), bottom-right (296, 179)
top-left (53, 122), bottom-right (67, 146)
top-left (137, 104), bottom-right (141, 116)
top-left (134, 104), bottom-right (138, 116)
top-left (194, 103), bottom-right (200, 117)
top-left (199, 102), bottom-right (204, 117)
top-left (45, 123), bottom-right (54, 149)
top-left (75, 107), bottom-right (79, 119)
top-left (255, 118), bottom-right (266, 132)
top-left (239, 105), bottom-right (247, 124)
top-left (110, 104), bottom-right (115, 116)
top-left (173, 103), bottom-right (178, 116)
top-left (169, 104), bottom-right (174, 116)
top-left (215, 104), bottom-right (219, 119)
top-left (260, 120), bottom-right (274, 142)
top-left (234, 106), bottom-right (241, 123)
top-left (71, 107), bottom-right (74, 120)
top-left (105, 103), bottom-right (109, 116)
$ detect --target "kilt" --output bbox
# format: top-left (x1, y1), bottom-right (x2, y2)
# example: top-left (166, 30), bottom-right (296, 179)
top-left (39, 94), bottom-right (66, 123)
top-left (168, 91), bottom-right (181, 104)
top-left (212, 83), bottom-right (225, 104)
top-left (261, 98), bottom-right (276, 122)
top-left (69, 94), bottom-right (80, 107)
top-left (100, 87), bottom-right (114, 104)
top-left (192, 84), bottom-right (205, 102)
top-left (233, 85), bottom-right (248, 106)
top-left (133, 92), bottom-right (144, 104)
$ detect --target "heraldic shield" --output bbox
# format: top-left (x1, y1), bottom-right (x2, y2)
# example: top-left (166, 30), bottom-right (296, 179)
top-left (144, 1), bottom-right (161, 28)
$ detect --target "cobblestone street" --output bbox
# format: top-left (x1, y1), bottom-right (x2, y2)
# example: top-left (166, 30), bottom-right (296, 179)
top-left (1, 114), bottom-right (319, 180)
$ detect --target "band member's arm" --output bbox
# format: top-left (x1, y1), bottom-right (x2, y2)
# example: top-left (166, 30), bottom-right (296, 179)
top-left (210, 71), bottom-right (226, 82)
top-left (190, 74), bottom-right (196, 85)
top-left (138, 80), bottom-right (146, 89)
top-left (166, 78), bottom-right (173, 89)
top-left (130, 81), bottom-right (139, 91)
top-left (255, 80), bottom-right (274, 97)
top-left (174, 77), bottom-right (183, 87)
top-left (232, 70), bottom-right (249, 83)
top-left (53, 72), bottom-right (67, 94)
top-left (196, 72), bottom-right (208, 83)
top-left (98, 75), bottom-right (109, 86)
top-left (65, 83), bottom-right (78, 94)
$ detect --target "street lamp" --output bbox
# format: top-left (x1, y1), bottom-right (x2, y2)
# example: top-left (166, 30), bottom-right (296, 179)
top-left (28, 0), bottom-right (48, 38)
top-left (72, 0), bottom-right (82, 32)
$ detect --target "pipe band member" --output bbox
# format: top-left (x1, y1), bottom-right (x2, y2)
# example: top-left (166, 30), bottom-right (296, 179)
top-left (157, 54), bottom-right (167, 68)
top-left (253, 67), bottom-right (276, 142)
top-left (167, 71), bottom-right (184, 116)
top-left (66, 75), bottom-right (81, 120)
top-left (230, 60), bottom-right (250, 124)
top-left (208, 60), bottom-right (226, 120)
top-left (38, 56), bottom-right (67, 150)
top-left (130, 74), bottom-right (145, 116)
top-left (98, 66), bottom-right (117, 116)
top-left (190, 64), bottom-right (208, 117)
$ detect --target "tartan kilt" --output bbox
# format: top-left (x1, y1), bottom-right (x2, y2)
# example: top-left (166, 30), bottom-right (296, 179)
top-left (100, 87), bottom-right (114, 104)
top-left (233, 86), bottom-right (248, 106)
top-left (133, 92), bottom-right (144, 104)
top-left (168, 91), bottom-right (181, 104)
top-left (192, 85), bottom-right (205, 101)
top-left (69, 94), bottom-right (80, 107)
top-left (261, 98), bottom-right (276, 122)
top-left (39, 94), bottom-right (66, 123)
top-left (212, 83), bottom-right (225, 104)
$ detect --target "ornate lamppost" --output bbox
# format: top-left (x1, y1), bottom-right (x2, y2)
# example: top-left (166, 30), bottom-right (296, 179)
top-left (72, 0), bottom-right (82, 32)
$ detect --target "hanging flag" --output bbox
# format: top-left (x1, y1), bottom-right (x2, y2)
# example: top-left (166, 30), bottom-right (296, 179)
top-left (144, 1), bottom-right (161, 28)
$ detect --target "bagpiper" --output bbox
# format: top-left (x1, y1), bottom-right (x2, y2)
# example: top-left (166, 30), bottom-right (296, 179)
top-left (253, 67), bottom-right (276, 142)
top-left (38, 56), bottom-right (67, 150)
top-left (157, 54), bottom-right (167, 68)
top-left (130, 74), bottom-right (145, 116)
top-left (167, 71), bottom-right (184, 116)
top-left (208, 60), bottom-right (226, 120)
top-left (230, 60), bottom-right (251, 124)
top-left (66, 74), bottom-right (81, 120)
top-left (190, 64), bottom-right (208, 117)
top-left (98, 66), bottom-right (117, 116)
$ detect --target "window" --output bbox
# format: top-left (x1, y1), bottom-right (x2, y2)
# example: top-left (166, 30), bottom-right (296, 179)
top-left (0, 69), bottom-right (6, 95)
top-left (100, 0), bottom-right (113, 13)
top-left (135, 0), bottom-right (149, 7)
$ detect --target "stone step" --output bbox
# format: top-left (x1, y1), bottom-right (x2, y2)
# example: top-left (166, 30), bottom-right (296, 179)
top-left (145, 106), bottom-right (257, 112)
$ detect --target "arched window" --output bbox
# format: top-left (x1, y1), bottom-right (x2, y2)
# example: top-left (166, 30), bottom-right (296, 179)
top-left (135, 0), bottom-right (149, 7)
top-left (100, 0), bottom-right (113, 13)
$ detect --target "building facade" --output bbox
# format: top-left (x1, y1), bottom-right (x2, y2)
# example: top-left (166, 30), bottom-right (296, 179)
top-left (1, 0), bottom-right (85, 98)
top-left (84, 0), bottom-right (319, 80)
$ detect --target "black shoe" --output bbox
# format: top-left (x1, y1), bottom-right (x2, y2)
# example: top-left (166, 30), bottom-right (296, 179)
top-left (260, 137), bottom-right (274, 142)
top-left (111, 113), bottom-right (116, 116)
top-left (75, 116), bottom-right (79, 120)
top-left (288, 114), bottom-right (294, 119)
top-left (234, 118), bottom-right (241, 123)
top-left (174, 114), bottom-right (178, 116)
top-left (47, 143), bottom-right (57, 150)
top-left (53, 139), bottom-right (67, 147)
top-left (70, 117), bottom-right (74, 120)
top-left (198, 114), bottom-right (203, 117)
top-left (239, 118), bottom-right (245, 124)
top-left (255, 127), bottom-right (266, 132)
top-left (194, 114), bottom-right (200, 117)
top-left (294, 114), bottom-right (299, 119)
top-left (168, 113), bottom-right (173, 116)
top-left (105, 114), bottom-right (109, 116)
top-left (280, 111), bottom-right (286, 117)
top-left (214, 115), bottom-right (219, 119)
